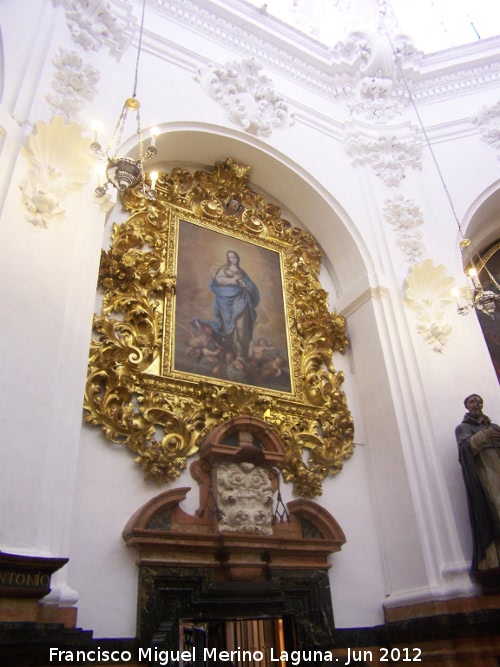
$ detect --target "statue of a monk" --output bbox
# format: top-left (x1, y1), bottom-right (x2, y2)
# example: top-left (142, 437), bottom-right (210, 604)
top-left (455, 394), bottom-right (500, 586)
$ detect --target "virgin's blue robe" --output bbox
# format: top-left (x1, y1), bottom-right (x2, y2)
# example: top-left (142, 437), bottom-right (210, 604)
top-left (208, 273), bottom-right (259, 340)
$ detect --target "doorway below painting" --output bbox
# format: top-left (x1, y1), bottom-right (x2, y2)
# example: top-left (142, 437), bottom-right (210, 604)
top-left (179, 618), bottom-right (287, 667)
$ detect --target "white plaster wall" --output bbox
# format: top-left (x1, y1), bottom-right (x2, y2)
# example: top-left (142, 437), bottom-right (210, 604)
top-left (0, 2), bottom-right (109, 606)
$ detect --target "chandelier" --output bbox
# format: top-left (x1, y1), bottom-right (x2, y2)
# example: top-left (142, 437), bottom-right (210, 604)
top-left (452, 239), bottom-right (500, 319)
top-left (91, 0), bottom-right (158, 200)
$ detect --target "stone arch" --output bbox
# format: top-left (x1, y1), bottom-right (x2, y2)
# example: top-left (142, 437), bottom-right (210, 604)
top-left (459, 181), bottom-right (500, 382)
top-left (117, 121), bottom-right (373, 301)
top-left (461, 179), bottom-right (500, 256)
top-left (288, 498), bottom-right (346, 543)
top-left (200, 414), bottom-right (286, 458)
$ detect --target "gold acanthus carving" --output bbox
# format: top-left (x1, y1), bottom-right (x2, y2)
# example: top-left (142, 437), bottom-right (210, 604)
top-left (84, 159), bottom-right (354, 497)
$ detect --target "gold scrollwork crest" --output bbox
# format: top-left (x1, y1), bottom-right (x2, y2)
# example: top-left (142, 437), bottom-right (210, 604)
top-left (84, 159), bottom-right (354, 497)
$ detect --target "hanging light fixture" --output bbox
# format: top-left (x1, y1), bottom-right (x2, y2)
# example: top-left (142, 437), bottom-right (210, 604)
top-left (91, 0), bottom-right (158, 200)
top-left (452, 239), bottom-right (500, 318)
top-left (379, 13), bottom-right (500, 319)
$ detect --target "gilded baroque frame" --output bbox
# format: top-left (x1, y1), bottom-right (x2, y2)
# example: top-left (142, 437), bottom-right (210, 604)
top-left (84, 159), bottom-right (354, 497)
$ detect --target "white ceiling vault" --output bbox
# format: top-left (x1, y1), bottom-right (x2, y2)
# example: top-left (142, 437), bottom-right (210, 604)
top-left (245, 0), bottom-right (500, 53)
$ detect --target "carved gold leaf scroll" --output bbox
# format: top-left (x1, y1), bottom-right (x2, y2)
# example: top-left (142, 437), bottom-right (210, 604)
top-left (84, 159), bottom-right (354, 497)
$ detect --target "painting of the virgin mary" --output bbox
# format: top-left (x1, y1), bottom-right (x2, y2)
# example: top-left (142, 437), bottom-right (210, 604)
top-left (174, 219), bottom-right (291, 392)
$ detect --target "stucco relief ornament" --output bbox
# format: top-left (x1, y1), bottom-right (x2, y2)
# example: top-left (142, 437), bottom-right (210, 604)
top-left (404, 259), bottom-right (455, 353)
top-left (472, 99), bottom-right (500, 155)
top-left (196, 58), bottom-right (293, 137)
top-left (19, 116), bottom-right (94, 228)
top-left (54, 0), bottom-right (133, 57)
top-left (344, 130), bottom-right (422, 186)
top-left (47, 49), bottom-right (100, 122)
top-left (216, 462), bottom-right (274, 535)
top-left (382, 194), bottom-right (425, 263)
top-left (335, 26), bottom-right (415, 124)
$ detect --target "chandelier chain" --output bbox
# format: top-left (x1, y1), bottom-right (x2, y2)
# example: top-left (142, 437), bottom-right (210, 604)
top-left (380, 20), bottom-right (463, 238)
top-left (107, 107), bottom-right (128, 158)
top-left (90, 0), bottom-right (157, 200)
top-left (381, 13), bottom-right (500, 296)
top-left (133, 0), bottom-right (148, 99)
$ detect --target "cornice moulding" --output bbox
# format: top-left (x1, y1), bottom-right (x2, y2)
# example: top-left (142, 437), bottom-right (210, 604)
top-left (150, 0), bottom-right (361, 89)
top-left (150, 0), bottom-right (335, 63)
top-left (139, 27), bottom-right (497, 142)
top-left (407, 62), bottom-right (500, 104)
top-left (142, 28), bottom-right (204, 75)
top-left (411, 34), bottom-right (500, 71)
top-left (340, 286), bottom-right (391, 319)
top-left (421, 119), bottom-right (484, 144)
top-left (291, 109), bottom-right (346, 142)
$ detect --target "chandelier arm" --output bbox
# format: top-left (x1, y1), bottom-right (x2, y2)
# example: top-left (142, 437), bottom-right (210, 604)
top-left (136, 108), bottom-right (144, 160)
top-left (107, 107), bottom-right (129, 158)
top-left (475, 256), bottom-right (500, 292)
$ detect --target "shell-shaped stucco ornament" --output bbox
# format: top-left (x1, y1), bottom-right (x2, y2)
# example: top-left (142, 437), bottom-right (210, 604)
top-left (404, 259), bottom-right (455, 353)
top-left (24, 116), bottom-right (93, 183)
top-left (20, 116), bottom-right (94, 227)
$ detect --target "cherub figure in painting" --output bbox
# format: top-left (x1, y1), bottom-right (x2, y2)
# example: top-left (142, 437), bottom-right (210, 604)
top-left (182, 318), bottom-right (223, 363)
top-left (249, 337), bottom-right (276, 364)
top-left (260, 354), bottom-right (286, 381)
top-left (226, 357), bottom-right (247, 383)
